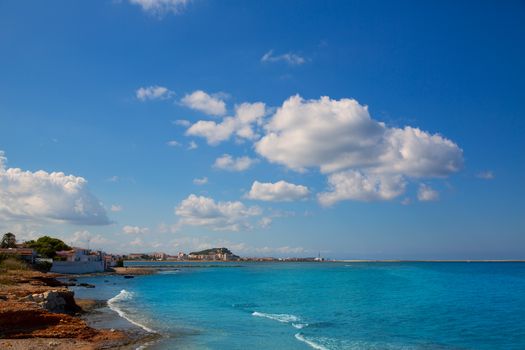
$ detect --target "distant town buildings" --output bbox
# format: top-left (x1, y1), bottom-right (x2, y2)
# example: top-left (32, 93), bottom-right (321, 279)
top-left (121, 247), bottom-right (324, 263)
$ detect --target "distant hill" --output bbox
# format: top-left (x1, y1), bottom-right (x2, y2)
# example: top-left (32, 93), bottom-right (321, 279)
top-left (189, 247), bottom-right (234, 256)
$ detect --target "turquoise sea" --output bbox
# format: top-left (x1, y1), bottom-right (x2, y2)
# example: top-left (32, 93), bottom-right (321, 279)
top-left (72, 262), bottom-right (525, 349)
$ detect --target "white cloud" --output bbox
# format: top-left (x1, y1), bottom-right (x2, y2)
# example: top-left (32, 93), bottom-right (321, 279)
top-left (129, 237), bottom-right (144, 247)
top-left (173, 119), bottom-right (191, 127)
top-left (187, 141), bottom-right (198, 150)
top-left (417, 184), bottom-right (439, 202)
top-left (136, 85), bottom-right (174, 101)
top-left (122, 225), bottom-right (150, 234)
top-left (256, 95), bottom-right (463, 176)
top-left (401, 197), bottom-right (411, 205)
top-left (129, 0), bottom-right (190, 16)
top-left (110, 204), bottom-right (123, 212)
top-left (193, 177), bottom-right (208, 185)
top-left (476, 170), bottom-right (495, 180)
top-left (261, 50), bottom-right (306, 65)
top-left (318, 171), bottom-right (406, 206)
top-left (107, 175), bottom-right (119, 182)
top-left (258, 217), bottom-right (272, 228)
top-left (166, 140), bottom-right (181, 147)
top-left (253, 245), bottom-right (306, 255)
top-left (186, 102), bottom-right (266, 145)
top-left (68, 230), bottom-right (113, 248)
top-left (181, 90), bottom-right (227, 116)
top-left (175, 194), bottom-right (262, 231)
top-left (0, 151), bottom-right (110, 225)
top-left (246, 180), bottom-right (309, 202)
top-left (213, 154), bottom-right (258, 172)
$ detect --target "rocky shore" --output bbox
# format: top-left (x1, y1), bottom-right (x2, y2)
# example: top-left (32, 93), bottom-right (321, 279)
top-left (0, 269), bottom-right (156, 349)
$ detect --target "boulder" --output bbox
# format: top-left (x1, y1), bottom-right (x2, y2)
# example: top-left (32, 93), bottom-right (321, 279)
top-left (23, 290), bottom-right (81, 314)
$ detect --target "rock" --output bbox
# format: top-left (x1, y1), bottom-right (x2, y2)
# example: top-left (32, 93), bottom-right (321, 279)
top-left (23, 290), bottom-right (81, 314)
top-left (78, 283), bottom-right (95, 288)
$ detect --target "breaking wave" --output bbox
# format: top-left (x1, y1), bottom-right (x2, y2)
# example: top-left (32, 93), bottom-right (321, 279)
top-left (252, 311), bottom-right (300, 323)
top-left (108, 289), bottom-right (156, 333)
top-left (295, 333), bottom-right (329, 350)
top-left (252, 311), bottom-right (309, 330)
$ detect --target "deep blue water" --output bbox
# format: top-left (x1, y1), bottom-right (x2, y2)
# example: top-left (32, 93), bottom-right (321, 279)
top-left (72, 262), bottom-right (525, 349)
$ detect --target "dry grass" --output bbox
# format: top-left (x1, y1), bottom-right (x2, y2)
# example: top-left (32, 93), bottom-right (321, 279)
top-left (0, 274), bottom-right (15, 285)
top-left (0, 257), bottom-right (29, 271)
top-left (0, 258), bottom-right (30, 285)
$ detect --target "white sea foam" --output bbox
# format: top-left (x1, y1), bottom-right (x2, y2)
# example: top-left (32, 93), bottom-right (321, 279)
top-left (252, 311), bottom-right (300, 323)
top-left (108, 289), bottom-right (156, 333)
top-left (295, 333), bottom-right (329, 350)
top-left (292, 322), bottom-right (308, 329)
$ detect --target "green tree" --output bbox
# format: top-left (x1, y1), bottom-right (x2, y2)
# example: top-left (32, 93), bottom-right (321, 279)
top-left (26, 236), bottom-right (71, 259)
top-left (1, 232), bottom-right (17, 248)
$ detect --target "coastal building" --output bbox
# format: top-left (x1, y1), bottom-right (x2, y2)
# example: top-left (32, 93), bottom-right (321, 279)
top-left (0, 248), bottom-right (36, 264)
top-left (50, 247), bottom-right (104, 274)
top-left (153, 252), bottom-right (167, 260)
top-left (103, 254), bottom-right (119, 269)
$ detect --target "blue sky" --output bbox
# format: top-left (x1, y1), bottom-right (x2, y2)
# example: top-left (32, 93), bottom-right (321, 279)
top-left (0, 0), bottom-right (524, 259)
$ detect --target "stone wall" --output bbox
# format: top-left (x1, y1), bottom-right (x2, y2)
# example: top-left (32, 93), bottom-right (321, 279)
top-left (50, 261), bottom-right (104, 274)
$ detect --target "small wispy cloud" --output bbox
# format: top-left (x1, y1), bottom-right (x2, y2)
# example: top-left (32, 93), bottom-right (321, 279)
top-left (261, 49), bottom-right (306, 65)
top-left (187, 141), bottom-right (198, 150)
top-left (136, 85), bottom-right (174, 101)
top-left (128, 0), bottom-right (191, 16)
top-left (110, 204), bottom-right (123, 212)
top-left (122, 225), bottom-right (150, 234)
top-left (193, 177), bottom-right (208, 185)
top-left (181, 90), bottom-right (227, 116)
top-left (173, 119), bottom-right (191, 127)
top-left (166, 140), bottom-right (181, 147)
top-left (107, 175), bottom-right (119, 182)
top-left (417, 184), bottom-right (439, 202)
top-left (476, 170), bottom-right (495, 180)
top-left (213, 154), bottom-right (258, 172)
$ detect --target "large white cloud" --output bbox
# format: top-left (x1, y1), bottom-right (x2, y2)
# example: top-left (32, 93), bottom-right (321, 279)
top-left (255, 95), bottom-right (463, 176)
top-left (181, 90), bottom-right (227, 116)
top-left (175, 194), bottom-right (262, 231)
top-left (213, 154), bottom-right (258, 172)
top-left (252, 95), bottom-right (463, 205)
top-left (318, 171), bottom-right (406, 206)
top-left (186, 102), bottom-right (266, 145)
top-left (246, 180), bottom-right (309, 202)
top-left (0, 152), bottom-right (110, 225)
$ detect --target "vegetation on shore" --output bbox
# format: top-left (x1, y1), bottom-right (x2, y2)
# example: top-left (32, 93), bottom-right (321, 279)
top-left (25, 236), bottom-right (71, 259)
top-left (189, 247), bottom-right (234, 255)
top-left (1, 232), bottom-right (17, 248)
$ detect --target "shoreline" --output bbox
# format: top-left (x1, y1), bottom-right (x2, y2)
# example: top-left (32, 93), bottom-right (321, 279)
top-left (0, 268), bottom-right (160, 350)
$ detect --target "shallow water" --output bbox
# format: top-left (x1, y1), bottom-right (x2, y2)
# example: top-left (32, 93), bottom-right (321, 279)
top-left (72, 262), bottom-right (525, 349)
